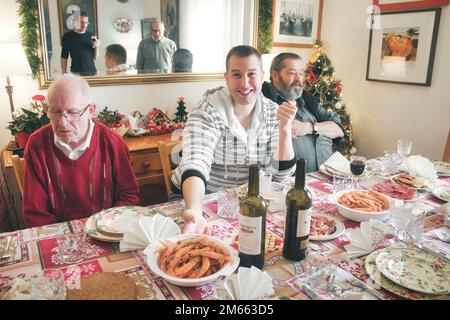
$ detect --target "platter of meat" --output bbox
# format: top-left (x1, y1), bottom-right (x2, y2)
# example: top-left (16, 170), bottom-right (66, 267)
top-left (309, 213), bottom-right (345, 241)
top-left (371, 181), bottom-right (418, 201)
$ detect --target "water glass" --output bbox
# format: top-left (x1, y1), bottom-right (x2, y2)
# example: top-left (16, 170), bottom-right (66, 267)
top-left (305, 263), bottom-right (338, 292)
top-left (389, 206), bottom-right (425, 244)
top-left (332, 174), bottom-right (353, 193)
top-left (397, 140), bottom-right (413, 160)
top-left (381, 150), bottom-right (400, 174)
top-left (217, 187), bottom-right (240, 219)
top-left (30, 269), bottom-right (66, 300)
top-left (259, 169), bottom-right (273, 199)
top-left (56, 233), bottom-right (86, 265)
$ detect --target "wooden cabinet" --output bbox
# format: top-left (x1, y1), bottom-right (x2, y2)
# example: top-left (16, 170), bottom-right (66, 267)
top-left (0, 133), bottom-right (175, 231)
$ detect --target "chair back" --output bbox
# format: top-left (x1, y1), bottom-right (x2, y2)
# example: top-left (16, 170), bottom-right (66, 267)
top-left (11, 155), bottom-right (25, 195)
top-left (158, 141), bottom-right (182, 197)
top-left (443, 128), bottom-right (450, 162)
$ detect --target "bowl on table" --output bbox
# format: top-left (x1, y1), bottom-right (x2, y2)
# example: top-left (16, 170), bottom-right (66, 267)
top-left (335, 190), bottom-right (392, 222)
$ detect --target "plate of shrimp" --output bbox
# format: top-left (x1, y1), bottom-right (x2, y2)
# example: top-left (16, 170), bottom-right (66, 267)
top-left (144, 234), bottom-right (239, 287)
top-left (335, 190), bottom-right (392, 222)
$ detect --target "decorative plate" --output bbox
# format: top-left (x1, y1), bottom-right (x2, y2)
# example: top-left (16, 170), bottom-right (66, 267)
top-left (391, 173), bottom-right (433, 190)
top-left (375, 247), bottom-right (450, 295)
top-left (309, 213), bottom-right (345, 241)
top-left (432, 186), bottom-right (450, 202)
top-left (85, 213), bottom-right (122, 242)
top-left (319, 164), bottom-right (351, 178)
top-left (433, 161), bottom-right (450, 176)
top-left (113, 17), bottom-right (133, 33)
top-left (365, 250), bottom-right (448, 300)
top-left (95, 206), bottom-right (161, 237)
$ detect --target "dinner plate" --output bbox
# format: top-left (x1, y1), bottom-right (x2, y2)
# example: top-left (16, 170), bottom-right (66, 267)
top-left (433, 160), bottom-right (450, 176)
top-left (309, 213), bottom-right (345, 241)
top-left (364, 250), bottom-right (447, 300)
top-left (95, 206), bottom-right (159, 237)
top-left (85, 213), bottom-right (122, 242)
top-left (374, 247), bottom-right (450, 295)
top-left (319, 164), bottom-right (351, 178)
top-left (370, 181), bottom-right (419, 202)
top-left (390, 174), bottom-right (434, 191)
top-left (432, 186), bottom-right (450, 202)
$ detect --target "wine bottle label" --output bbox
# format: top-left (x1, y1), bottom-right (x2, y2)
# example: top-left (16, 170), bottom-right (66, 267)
top-left (238, 214), bottom-right (262, 255)
top-left (296, 209), bottom-right (311, 238)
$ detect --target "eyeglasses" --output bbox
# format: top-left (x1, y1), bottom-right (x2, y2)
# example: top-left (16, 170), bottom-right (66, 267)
top-left (47, 104), bottom-right (90, 121)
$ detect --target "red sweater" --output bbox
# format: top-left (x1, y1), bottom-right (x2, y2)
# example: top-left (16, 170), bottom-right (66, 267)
top-left (23, 122), bottom-right (140, 227)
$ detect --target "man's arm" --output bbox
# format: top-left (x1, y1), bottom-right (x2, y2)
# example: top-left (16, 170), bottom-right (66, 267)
top-left (61, 58), bottom-right (68, 74)
top-left (274, 101), bottom-right (297, 161)
top-left (292, 120), bottom-right (343, 139)
top-left (181, 176), bottom-right (206, 234)
top-left (136, 42), bottom-right (144, 73)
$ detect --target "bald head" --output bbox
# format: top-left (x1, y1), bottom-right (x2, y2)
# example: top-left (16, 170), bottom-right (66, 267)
top-left (48, 73), bottom-right (91, 108)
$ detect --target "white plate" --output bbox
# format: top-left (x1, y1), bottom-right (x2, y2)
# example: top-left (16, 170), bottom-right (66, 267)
top-left (433, 161), bottom-right (450, 176)
top-left (85, 213), bottom-right (122, 242)
top-left (309, 213), bottom-right (345, 241)
top-left (390, 174), bottom-right (434, 191)
top-left (144, 234), bottom-right (239, 287)
top-left (319, 164), bottom-right (351, 178)
top-left (432, 186), bottom-right (450, 202)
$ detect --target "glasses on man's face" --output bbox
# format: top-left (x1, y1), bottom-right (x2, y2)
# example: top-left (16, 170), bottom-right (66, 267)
top-left (47, 104), bottom-right (90, 121)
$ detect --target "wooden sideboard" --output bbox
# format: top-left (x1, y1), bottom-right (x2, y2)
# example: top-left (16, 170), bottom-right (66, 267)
top-left (0, 133), bottom-right (175, 231)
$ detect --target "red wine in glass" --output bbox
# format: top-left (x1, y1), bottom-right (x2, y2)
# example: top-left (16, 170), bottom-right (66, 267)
top-left (350, 160), bottom-right (366, 176)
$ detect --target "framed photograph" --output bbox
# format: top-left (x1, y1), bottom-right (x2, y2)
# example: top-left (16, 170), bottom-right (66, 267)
top-left (366, 8), bottom-right (441, 86)
top-left (161, 0), bottom-right (179, 47)
top-left (57, 0), bottom-right (98, 38)
top-left (272, 0), bottom-right (323, 48)
top-left (141, 18), bottom-right (157, 39)
top-left (372, 0), bottom-right (448, 12)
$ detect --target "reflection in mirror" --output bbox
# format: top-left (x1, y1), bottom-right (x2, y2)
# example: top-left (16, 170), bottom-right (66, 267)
top-left (38, 0), bottom-right (257, 86)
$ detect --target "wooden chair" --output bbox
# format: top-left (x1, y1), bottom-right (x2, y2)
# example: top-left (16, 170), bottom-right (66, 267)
top-left (11, 155), bottom-right (25, 195)
top-left (158, 141), bottom-right (182, 197)
top-left (443, 128), bottom-right (450, 162)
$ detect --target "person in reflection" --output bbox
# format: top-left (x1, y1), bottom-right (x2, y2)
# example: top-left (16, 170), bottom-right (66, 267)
top-left (262, 53), bottom-right (344, 173)
top-left (172, 48), bottom-right (193, 73)
top-left (105, 44), bottom-right (129, 75)
top-left (136, 20), bottom-right (177, 74)
top-left (170, 45), bottom-right (297, 234)
top-left (23, 74), bottom-right (140, 228)
top-left (61, 10), bottom-right (100, 76)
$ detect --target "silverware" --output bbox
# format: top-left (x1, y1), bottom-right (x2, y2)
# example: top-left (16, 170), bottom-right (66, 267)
top-left (341, 269), bottom-right (385, 300)
top-left (1, 236), bottom-right (12, 260)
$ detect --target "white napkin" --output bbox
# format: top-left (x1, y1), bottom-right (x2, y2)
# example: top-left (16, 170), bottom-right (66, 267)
top-left (323, 152), bottom-right (351, 175)
top-left (399, 155), bottom-right (438, 180)
top-left (119, 214), bottom-right (181, 252)
top-left (344, 220), bottom-right (387, 259)
top-left (224, 266), bottom-right (274, 300)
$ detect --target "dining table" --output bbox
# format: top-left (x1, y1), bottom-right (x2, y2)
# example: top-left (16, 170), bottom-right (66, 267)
top-left (0, 158), bottom-right (449, 300)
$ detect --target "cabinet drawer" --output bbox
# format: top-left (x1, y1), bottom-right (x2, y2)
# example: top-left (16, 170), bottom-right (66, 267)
top-left (130, 152), bottom-right (162, 176)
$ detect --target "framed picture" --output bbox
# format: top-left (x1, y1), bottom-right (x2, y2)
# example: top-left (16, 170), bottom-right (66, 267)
top-left (366, 8), bottom-right (441, 86)
top-left (141, 18), bottom-right (157, 39)
top-left (161, 0), bottom-right (179, 47)
top-left (57, 0), bottom-right (98, 38)
top-left (272, 0), bottom-right (323, 48)
top-left (372, 0), bottom-right (449, 12)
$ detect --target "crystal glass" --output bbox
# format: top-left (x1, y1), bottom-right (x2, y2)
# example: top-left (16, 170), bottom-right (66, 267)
top-left (259, 169), bottom-right (273, 199)
top-left (381, 150), bottom-right (400, 174)
top-left (388, 205), bottom-right (425, 244)
top-left (217, 187), bottom-right (240, 219)
top-left (30, 269), bottom-right (66, 300)
top-left (349, 156), bottom-right (367, 189)
top-left (56, 233), bottom-right (86, 265)
top-left (397, 139), bottom-right (413, 162)
top-left (332, 174), bottom-right (353, 194)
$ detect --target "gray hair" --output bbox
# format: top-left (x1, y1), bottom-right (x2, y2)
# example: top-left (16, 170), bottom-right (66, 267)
top-left (47, 73), bottom-right (91, 108)
top-left (269, 52), bottom-right (302, 82)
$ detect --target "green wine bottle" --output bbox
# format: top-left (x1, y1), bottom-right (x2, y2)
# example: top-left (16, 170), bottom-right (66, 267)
top-left (283, 159), bottom-right (312, 261)
top-left (238, 164), bottom-right (268, 270)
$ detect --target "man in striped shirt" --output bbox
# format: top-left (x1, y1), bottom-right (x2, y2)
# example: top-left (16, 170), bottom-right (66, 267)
top-left (171, 46), bottom-right (297, 234)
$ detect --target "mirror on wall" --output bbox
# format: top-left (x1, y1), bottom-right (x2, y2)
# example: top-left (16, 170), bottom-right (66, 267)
top-left (36, 0), bottom-right (259, 88)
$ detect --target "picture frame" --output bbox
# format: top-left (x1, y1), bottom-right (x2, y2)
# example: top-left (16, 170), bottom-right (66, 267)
top-left (366, 8), bottom-right (441, 86)
top-left (140, 18), bottom-right (157, 39)
top-left (372, 0), bottom-right (449, 12)
top-left (57, 0), bottom-right (98, 38)
top-left (272, 0), bottom-right (323, 48)
top-left (161, 0), bottom-right (179, 47)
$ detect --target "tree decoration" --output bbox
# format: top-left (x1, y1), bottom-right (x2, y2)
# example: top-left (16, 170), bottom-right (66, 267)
top-left (173, 97), bottom-right (188, 128)
top-left (257, 0), bottom-right (273, 54)
top-left (113, 17), bottom-right (133, 33)
top-left (303, 41), bottom-right (355, 157)
top-left (96, 107), bottom-right (125, 129)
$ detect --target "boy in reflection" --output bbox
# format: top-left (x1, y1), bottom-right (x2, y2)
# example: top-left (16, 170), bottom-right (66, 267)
top-left (105, 44), bottom-right (129, 75)
top-left (136, 20), bottom-right (176, 74)
top-left (172, 48), bottom-right (193, 73)
top-left (61, 10), bottom-right (100, 76)
top-left (23, 74), bottom-right (139, 227)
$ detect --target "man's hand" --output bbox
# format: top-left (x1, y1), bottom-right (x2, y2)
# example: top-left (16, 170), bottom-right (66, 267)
top-left (182, 208), bottom-right (207, 234)
top-left (92, 38), bottom-right (101, 48)
top-left (277, 101), bottom-right (297, 131)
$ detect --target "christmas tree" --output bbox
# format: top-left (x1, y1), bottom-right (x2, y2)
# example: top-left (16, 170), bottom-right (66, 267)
top-left (174, 97), bottom-right (188, 123)
top-left (303, 41), bottom-right (355, 157)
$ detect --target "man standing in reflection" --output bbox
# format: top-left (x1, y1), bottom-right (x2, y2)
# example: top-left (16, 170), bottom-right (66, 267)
top-left (105, 44), bottom-right (129, 75)
top-left (61, 10), bottom-right (100, 76)
top-left (136, 20), bottom-right (176, 73)
top-left (23, 74), bottom-right (139, 227)
top-left (262, 53), bottom-right (343, 173)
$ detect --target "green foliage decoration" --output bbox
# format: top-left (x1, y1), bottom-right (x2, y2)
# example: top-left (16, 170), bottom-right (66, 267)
top-left (258, 0), bottom-right (273, 54)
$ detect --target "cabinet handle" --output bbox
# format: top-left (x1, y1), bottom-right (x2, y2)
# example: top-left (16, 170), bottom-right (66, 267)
top-left (143, 161), bottom-right (150, 169)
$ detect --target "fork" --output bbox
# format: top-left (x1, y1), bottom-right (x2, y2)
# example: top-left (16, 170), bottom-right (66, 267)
top-left (1, 236), bottom-right (12, 260)
top-left (341, 269), bottom-right (385, 300)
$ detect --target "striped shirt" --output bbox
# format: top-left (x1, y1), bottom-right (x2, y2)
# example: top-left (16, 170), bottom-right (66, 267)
top-left (171, 86), bottom-right (296, 193)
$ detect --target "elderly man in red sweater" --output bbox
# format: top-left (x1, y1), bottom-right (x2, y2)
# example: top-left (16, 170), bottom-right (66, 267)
top-left (23, 73), bottom-right (139, 227)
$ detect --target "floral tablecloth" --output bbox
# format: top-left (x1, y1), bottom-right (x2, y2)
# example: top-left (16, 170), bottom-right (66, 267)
top-left (1, 161), bottom-right (449, 300)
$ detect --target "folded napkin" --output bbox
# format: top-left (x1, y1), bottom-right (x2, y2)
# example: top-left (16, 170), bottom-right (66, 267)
top-left (224, 266), bottom-right (274, 300)
top-left (399, 155), bottom-right (438, 180)
top-left (344, 220), bottom-right (388, 259)
top-left (323, 152), bottom-right (351, 175)
top-left (119, 214), bottom-right (181, 252)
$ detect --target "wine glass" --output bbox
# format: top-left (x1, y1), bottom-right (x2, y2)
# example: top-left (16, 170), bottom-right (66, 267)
top-left (350, 156), bottom-right (367, 189)
top-left (397, 139), bottom-right (413, 163)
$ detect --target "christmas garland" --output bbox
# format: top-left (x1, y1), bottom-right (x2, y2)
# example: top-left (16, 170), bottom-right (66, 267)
top-left (258, 0), bottom-right (273, 54)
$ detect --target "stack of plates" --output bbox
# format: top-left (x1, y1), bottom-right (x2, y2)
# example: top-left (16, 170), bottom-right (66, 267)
top-left (433, 160), bottom-right (450, 177)
top-left (85, 206), bottom-right (163, 242)
top-left (364, 247), bottom-right (450, 299)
